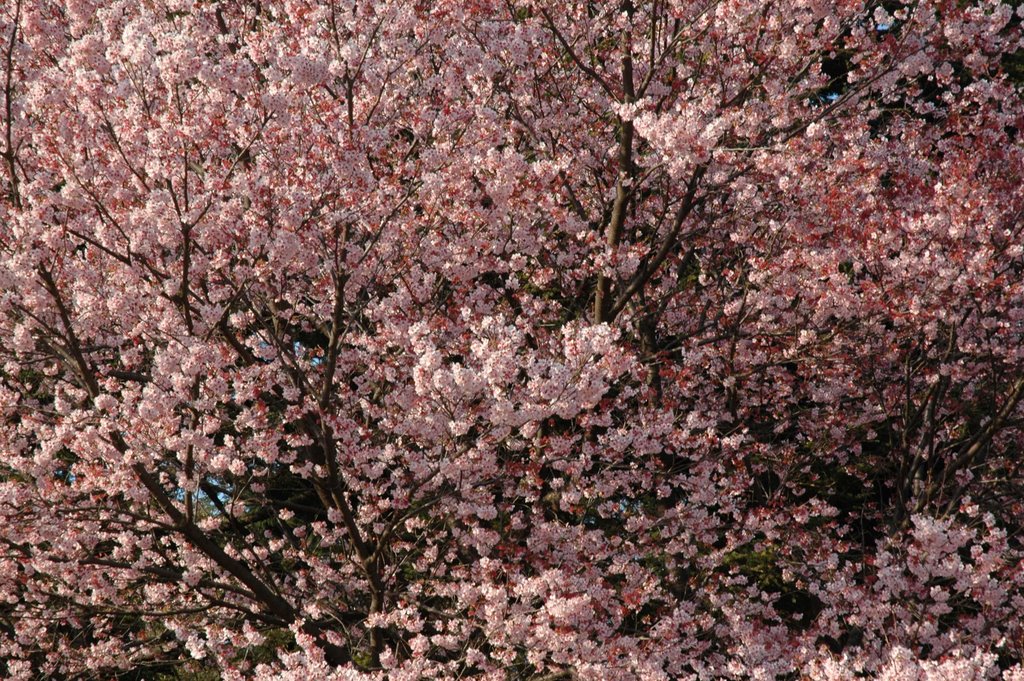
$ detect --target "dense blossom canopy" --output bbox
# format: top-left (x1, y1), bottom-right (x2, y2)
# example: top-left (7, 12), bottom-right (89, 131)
top-left (2, 0), bottom-right (1024, 678)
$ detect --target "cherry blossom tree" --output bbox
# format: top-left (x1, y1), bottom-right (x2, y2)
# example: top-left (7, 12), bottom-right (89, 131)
top-left (1, 0), bottom-right (1024, 678)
